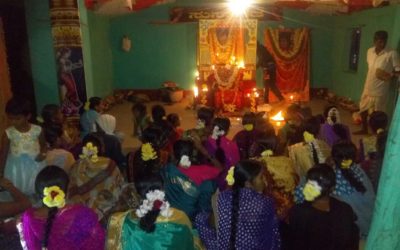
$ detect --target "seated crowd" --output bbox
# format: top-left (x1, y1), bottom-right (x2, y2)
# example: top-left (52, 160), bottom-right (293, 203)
top-left (0, 96), bottom-right (387, 249)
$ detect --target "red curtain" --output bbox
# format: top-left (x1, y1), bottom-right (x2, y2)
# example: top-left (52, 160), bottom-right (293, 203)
top-left (264, 27), bottom-right (310, 95)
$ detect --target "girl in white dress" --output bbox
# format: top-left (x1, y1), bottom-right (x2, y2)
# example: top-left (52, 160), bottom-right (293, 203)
top-left (0, 98), bottom-right (47, 199)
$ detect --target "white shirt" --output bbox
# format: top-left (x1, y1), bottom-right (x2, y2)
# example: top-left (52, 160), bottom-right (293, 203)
top-left (364, 47), bottom-right (400, 96)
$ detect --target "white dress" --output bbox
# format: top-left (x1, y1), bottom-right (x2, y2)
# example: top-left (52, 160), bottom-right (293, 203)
top-left (3, 124), bottom-right (45, 196)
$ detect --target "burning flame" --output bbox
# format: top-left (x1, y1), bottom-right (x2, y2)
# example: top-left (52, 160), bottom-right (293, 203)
top-left (290, 95), bottom-right (294, 101)
top-left (193, 86), bottom-right (199, 98)
top-left (271, 111), bottom-right (284, 121)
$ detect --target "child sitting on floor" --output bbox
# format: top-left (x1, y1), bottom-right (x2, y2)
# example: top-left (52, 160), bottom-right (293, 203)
top-left (167, 113), bottom-right (184, 139)
top-left (80, 97), bottom-right (104, 138)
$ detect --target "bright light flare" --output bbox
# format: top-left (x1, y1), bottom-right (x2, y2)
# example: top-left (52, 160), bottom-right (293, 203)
top-left (193, 86), bottom-right (199, 98)
top-left (228, 0), bottom-right (252, 16)
top-left (271, 111), bottom-right (285, 121)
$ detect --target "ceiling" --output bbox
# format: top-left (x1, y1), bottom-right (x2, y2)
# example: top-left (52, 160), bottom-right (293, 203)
top-left (87, 0), bottom-right (399, 16)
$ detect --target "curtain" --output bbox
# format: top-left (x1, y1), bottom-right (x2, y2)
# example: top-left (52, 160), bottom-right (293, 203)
top-left (366, 96), bottom-right (400, 249)
top-left (0, 19), bottom-right (12, 139)
top-left (264, 27), bottom-right (310, 100)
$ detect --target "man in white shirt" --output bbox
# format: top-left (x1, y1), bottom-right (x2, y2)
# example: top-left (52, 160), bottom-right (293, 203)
top-left (353, 30), bottom-right (400, 135)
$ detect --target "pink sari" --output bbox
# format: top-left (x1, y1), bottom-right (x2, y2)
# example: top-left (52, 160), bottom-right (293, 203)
top-left (205, 136), bottom-right (240, 190)
top-left (19, 205), bottom-right (105, 250)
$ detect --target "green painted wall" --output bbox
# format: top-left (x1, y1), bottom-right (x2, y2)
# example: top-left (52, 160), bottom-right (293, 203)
top-left (24, 0), bottom-right (59, 112)
top-left (110, 7), bottom-right (334, 90)
top-left (329, 5), bottom-right (400, 111)
top-left (110, 5), bottom-right (197, 90)
top-left (78, 0), bottom-right (114, 98)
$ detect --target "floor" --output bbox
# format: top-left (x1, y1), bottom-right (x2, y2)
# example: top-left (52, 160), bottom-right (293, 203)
top-left (109, 96), bottom-right (365, 154)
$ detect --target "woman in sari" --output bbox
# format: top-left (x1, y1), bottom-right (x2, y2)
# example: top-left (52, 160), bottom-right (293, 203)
top-left (18, 166), bottom-right (105, 250)
top-left (163, 140), bottom-right (221, 221)
top-left (233, 112), bottom-right (263, 160)
top-left (68, 134), bottom-right (124, 223)
top-left (205, 117), bottom-right (240, 191)
top-left (195, 160), bottom-right (280, 250)
top-left (107, 173), bottom-right (201, 250)
top-left (288, 116), bottom-right (331, 179)
top-left (294, 141), bottom-right (375, 238)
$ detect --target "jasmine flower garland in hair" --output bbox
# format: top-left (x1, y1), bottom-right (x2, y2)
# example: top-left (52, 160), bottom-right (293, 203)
top-left (136, 190), bottom-right (173, 218)
top-left (179, 155), bottom-right (191, 168)
top-left (226, 166), bottom-right (235, 186)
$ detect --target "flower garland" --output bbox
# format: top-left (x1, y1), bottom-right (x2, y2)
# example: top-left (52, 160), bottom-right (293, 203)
top-left (209, 29), bottom-right (236, 64)
top-left (43, 186), bottom-right (66, 208)
top-left (267, 28), bottom-right (307, 59)
top-left (213, 65), bottom-right (239, 91)
top-left (136, 190), bottom-right (173, 218)
top-left (221, 87), bottom-right (239, 113)
top-left (79, 142), bottom-right (99, 163)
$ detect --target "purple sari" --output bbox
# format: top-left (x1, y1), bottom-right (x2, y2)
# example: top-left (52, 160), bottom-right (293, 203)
top-left (19, 205), bottom-right (105, 250)
top-left (205, 136), bottom-right (240, 190)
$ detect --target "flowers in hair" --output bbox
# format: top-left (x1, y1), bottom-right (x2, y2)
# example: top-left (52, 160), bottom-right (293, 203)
top-left (141, 143), bottom-right (158, 161)
top-left (261, 150), bottom-right (273, 158)
top-left (79, 142), bottom-right (99, 163)
top-left (341, 159), bottom-right (353, 169)
top-left (377, 128), bottom-right (385, 134)
top-left (226, 166), bottom-right (235, 186)
top-left (84, 101), bottom-right (90, 111)
top-left (136, 190), bottom-right (173, 218)
top-left (243, 124), bottom-right (254, 131)
top-left (303, 131), bottom-right (315, 143)
top-left (179, 155), bottom-right (191, 168)
top-left (302, 180), bottom-right (322, 201)
top-left (195, 119), bottom-right (206, 129)
top-left (43, 186), bottom-right (66, 208)
top-left (212, 126), bottom-right (225, 139)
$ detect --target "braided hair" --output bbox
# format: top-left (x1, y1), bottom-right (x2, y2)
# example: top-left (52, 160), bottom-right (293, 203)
top-left (135, 174), bottom-right (164, 233)
top-left (304, 116), bottom-right (322, 164)
top-left (229, 160), bottom-right (263, 250)
top-left (35, 166), bottom-right (69, 248)
top-left (332, 141), bottom-right (366, 193)
top-left (213, 117), bottom-right (231, 165)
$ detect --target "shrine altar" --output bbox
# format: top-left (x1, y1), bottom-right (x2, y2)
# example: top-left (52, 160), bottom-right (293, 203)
top-left (197, 19), bottom-right (258, 113)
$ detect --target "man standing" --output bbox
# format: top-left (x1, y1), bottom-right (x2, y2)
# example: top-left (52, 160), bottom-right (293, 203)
top-left (257, 42), bottom-right (285, 104)
top-left (354, 31), bottom-right (400, 135)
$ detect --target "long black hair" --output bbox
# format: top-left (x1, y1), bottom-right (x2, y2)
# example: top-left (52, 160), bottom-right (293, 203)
top-left (173, 139), bottom-right (194, 165)
top-left (306, 164), bottom-right (336, 199)
top-left (213, 117), bottom-right (230, 165)
top-left (332, 141), bottom-right (366, 193)
top-left (135, 174), bottom-right (164, 233)
top-left (197, 107), bottom-right (215, 127)
top-left (41, 104), bottom-right (61, 125)
top-left (35, 166), bottom-right (69, 249)
top-left (304, 116), bottom-right (322, 165)
top-left (229, 160), bottom-right (263, 250)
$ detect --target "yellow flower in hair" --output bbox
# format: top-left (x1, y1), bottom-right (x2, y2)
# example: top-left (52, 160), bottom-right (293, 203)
top-left (84, 101), bottom-right (91, 111)
top-left (261, 150), bottom-right (273, 158)
top-left (243, 124), bottom-right (254, 131)
top-left (79, 142), bottom-right (99, 163)
top-left (341, 159), bottom-right (353, 169)
top-left (141, 143), bottom-right (158, 161)
top-left (303, 180), bottom-right (322, 201)
top-left (43, 186), bottom-right (66, 208)
top-left (303, 131), bottom-right (315, 143)
top-left (226, 166), bottom-right (235, 186)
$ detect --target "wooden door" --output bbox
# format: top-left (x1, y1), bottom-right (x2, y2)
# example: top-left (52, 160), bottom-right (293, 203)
top-left (0, 18), bottom-right (12, 139)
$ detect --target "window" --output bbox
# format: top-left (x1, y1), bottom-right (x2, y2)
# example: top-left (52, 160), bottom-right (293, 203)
top-left (348, 28), bottom-right (361, 71)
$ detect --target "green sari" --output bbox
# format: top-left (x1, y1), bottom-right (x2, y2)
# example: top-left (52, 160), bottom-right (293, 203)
top-left (162, 163), bottom-right (216, 221)
top-left (107, 208), bottom-right (202, 250)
